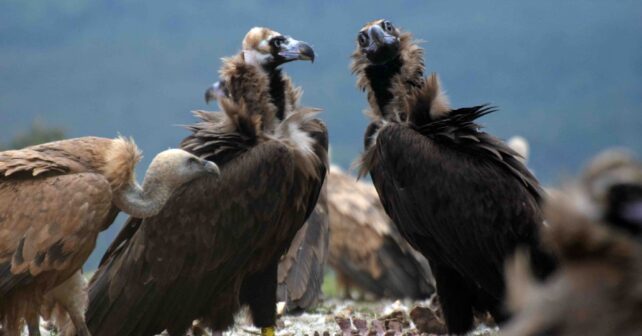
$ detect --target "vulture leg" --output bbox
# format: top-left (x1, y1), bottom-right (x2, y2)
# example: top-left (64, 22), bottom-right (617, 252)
top-left (60, 302), bottom-right (91, 336)
top-left (240, 260), bottom-right (279, 334)
top-left (432, 264), bottom-right (474, 334)
top-left (25, 311), bottom-right (40, 336)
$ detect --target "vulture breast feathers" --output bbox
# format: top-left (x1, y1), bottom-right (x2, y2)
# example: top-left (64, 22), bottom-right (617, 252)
top-left (353, 20), bottom-right (554, 333)
top-left (0, 137), bottom-right (216, 335)
top-left (87, 27), bottom-right (327, 336)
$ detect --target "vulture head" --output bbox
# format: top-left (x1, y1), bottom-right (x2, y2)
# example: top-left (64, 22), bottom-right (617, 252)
top-left (147, 149), bottom-right (220, 185)
top-left (242, 26), bottom-right (315, 69)
top-left (114, 148), bottom-right (220, 218)
top-left (356, 19), bottom-right (401, 65)
top-left (205, 27), bottom-right (315, 103)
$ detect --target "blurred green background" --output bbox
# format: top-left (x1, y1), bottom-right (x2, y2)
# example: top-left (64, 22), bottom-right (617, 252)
top-left (1, 0), bottom-right (640, 269)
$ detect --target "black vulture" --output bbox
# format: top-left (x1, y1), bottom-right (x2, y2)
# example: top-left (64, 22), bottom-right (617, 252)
top-left (86, 27), bottom-right (327, 336)
top-left (327, 166), bottom-right (434, 300)
top-left (351, 19), bottom-right (555, 333)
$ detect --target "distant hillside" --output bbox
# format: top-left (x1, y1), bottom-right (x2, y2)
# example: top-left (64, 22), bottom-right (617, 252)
top-left (1, 0), bottom-right (640, 269)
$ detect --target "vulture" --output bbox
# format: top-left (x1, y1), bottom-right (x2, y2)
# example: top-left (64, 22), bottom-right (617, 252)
top-left (352, 20), bottom-right (555, 333)
top-left (206, 79), bottom-right (330, 314)
top-left (327, 166), bottom-right (434, 299)
top-left (276, 183), bottom-right (329, 313)
top-left (504, 153), bottom-right (642, 336)
top-left (86, 27), bottom-right (328, 336)
top-left (0, 136), bottom-right (219, 336)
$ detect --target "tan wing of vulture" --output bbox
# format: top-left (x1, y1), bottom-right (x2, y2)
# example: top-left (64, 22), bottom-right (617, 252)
top-left (0, 136), bottom-right (147, 335)
top-left (277, 182), bottom-right (329, 312)
top-left (327, 166), bottom-right (434, 299)
top-left (0, 138), bottom-right (122, 334)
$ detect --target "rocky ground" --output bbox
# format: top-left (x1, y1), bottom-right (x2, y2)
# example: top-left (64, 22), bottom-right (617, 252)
top-left (219, 298), bottom-right (498, 336)
top-left (33, 298), bottom-right (497, 336)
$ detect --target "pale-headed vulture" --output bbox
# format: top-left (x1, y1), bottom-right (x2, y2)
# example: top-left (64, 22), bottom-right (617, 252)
top-left (351, 19), bottom-right (555, 334)
top-left (0, 137), bottom-right (218, 336)
top-left (86, 27), bottom-right (327, 336)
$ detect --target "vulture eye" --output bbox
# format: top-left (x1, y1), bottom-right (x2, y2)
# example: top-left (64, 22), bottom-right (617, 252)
top-left (271, 36), bottom-right (286, 48)
top-left (382, 21), bottom-right (394, 32)
top-left (358, 32), bottom-right (369, 47)
top-left (188, 157), bottom-right (199, 165)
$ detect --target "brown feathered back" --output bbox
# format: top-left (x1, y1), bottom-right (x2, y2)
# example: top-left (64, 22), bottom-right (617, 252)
top-left (0, 136), bottom-right (142, 335)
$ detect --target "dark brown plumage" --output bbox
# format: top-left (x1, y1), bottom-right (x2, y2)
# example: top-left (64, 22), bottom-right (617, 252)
top-left (504, 155), bottom-right (642, 335)
top-left (0, 137), bottom-right (216, 336)
top-left (352, 20), bottom-right (554, 334)
top-left (86, 27), bottom-right (327, 336)
top-left (327, 166), bottom-right (434, 300)
top-left (276, 182), bottom-right (329, 312)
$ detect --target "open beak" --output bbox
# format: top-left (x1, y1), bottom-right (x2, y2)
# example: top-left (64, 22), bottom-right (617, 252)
top-left (203, 160), bottom-right (221, 177)
top-left (278, 38), bottom-right (315, 63)
top-left (204, 80), bottom-right (228, 104)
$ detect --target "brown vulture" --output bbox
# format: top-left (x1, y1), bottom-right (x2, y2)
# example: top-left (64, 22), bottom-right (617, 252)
top-left (276, 182), bottom-right (329, 313)
top-left (86, 27), bottom-right (328, 336)
top-left (504, 154), bottom-right (642, 336)
top-left (351, 20), bottom-right (555, 333)
top-left (327, 166), bottom-right (434, 299)
top-left (0, 136), bottom-right (219, 336)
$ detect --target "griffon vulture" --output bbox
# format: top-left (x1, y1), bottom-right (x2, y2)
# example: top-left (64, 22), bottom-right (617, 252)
top-left (504, 155), bottom-right (642, 336)
top-left (327, 166), bottom-right (434, 299)
top-left (87, 27), bottom-right (327, 336)
top-left (0, 136), bottom-right (219, 336)
top-left (351, 20), bottom-right (555, 333)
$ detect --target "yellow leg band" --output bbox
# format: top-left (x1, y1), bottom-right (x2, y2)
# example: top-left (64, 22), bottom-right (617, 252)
top-left (261, 326), bottom-right (276, 336)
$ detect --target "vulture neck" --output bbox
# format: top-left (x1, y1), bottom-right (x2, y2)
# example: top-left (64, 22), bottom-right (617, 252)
top-left (264, 66), bottom-right (287, 121)
top-left (113, 171), bottom-right (176, 219)
top-left (364, 55), bottom-right (404, 120)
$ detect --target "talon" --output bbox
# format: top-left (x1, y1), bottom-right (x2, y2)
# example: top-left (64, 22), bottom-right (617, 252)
top-left (261, 326), bottom-right (276, 336)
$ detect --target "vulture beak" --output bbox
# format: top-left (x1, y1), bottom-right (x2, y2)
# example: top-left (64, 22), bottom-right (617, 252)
top-left (278, 37), bottom-right (315, 63)
top-left (364, 25), bottom-right (399, 64)
top-left (202, 160), bottom-right (221, 177)
top-left (204, 81), bottom-right (228, 104)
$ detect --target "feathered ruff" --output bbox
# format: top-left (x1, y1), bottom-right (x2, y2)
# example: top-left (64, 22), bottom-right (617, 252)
top-left (271, 107), bottom-right (323, 182)
top-left (101, 136), bottom-right (141, 192)
top-left (218, 53), bottom-right (277, 131)
top-left (406, 73), bottom-right (450, 126)
top-left (351, 31), bottom-right (425, 120)
top-left (180, 101), bottom-right (260, 166)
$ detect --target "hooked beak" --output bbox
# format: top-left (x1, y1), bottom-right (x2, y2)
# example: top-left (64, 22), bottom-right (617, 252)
top-left (363, 25), bottom-right (399, 64)
top-left (202, 160), bottom-right (221, 177)
top-left (278, 38), bottom-right (315, 63)
top-left (204, 81), bottom-right (228, 104)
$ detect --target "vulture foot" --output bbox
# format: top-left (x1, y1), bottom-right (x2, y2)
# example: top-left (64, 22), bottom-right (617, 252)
top-left (261, 326), bottom-right (276, 336)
